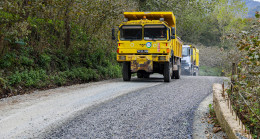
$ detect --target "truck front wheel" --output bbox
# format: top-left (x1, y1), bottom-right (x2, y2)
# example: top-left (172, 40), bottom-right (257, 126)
top-left (164, 62), bottom-right (172, 82)
top-left (137, 72), bottom-right (143, 78)
top-left (190, 65), bottom-right (194, 76)
top-left (123, 62), bottom-right (131, 81)
top-left (193, 68), bottom-right (199, 76)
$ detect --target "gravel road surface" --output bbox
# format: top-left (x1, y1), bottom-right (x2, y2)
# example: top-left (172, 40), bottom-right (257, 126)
top-left (44, 75), bottom-right (224, 138)
top-left (0, 78), bottom-right (161, 138)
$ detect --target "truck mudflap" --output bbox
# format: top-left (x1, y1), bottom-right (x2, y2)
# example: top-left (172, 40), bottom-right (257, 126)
top-left (131, 56), bottom-right (153, 72)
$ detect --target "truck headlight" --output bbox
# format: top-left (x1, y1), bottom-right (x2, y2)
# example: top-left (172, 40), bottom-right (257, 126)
top-left (184, 66), bottom-right (189, 69)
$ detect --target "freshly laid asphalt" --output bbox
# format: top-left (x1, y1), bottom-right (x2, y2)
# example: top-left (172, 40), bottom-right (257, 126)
top-left (45, 75), bottom-right (224, 138)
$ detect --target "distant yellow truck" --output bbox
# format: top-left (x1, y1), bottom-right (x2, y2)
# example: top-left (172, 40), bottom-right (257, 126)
top-left (181, 45), bottom-right (199, 76)
top-left (112, 12), bottom-right (183, 82)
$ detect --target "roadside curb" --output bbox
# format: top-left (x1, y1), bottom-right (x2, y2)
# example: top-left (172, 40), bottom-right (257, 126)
top-left (213, 84), bottom-right (252, 139)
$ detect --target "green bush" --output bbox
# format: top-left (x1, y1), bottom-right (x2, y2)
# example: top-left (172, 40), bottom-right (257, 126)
top-left (0, 77), bottom-right (7, 89)
top-left (20, 56), bottom-right (34, 66)
top-left (39, 54), bottom-right (51, 68)
top-left (199, 66), bottom-right (222, 76)
top-left (0, 53), bottom-right (17, 68)
top-left (84, 58), bottom-right (93, 68)
top-left (52, 75), bottom-right (66, 86)
top-left (0, 13), bottom-right (122, 98)
top-left (67, 67), bottom-right (98, 81)
top-left (8, 69), bottom-right (47, 88)
top-left (67, 48), bottom-right (82, 66)
top-left (2, 46), bottom-right (121, 91)
top-left (51, 49), bottom-right (69, 71)
top-left (228, 13), bottom-right (260, 138)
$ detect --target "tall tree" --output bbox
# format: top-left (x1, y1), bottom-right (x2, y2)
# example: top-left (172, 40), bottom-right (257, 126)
top-left (212, 0), bottom-right (247, 47)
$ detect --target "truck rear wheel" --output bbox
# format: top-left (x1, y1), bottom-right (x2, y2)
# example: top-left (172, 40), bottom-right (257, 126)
top-left (137, 72), bottom-right (143, 78)
top-left (171, 64), bottom-right (175, 79)
top-left (173, 65), bottom-right (181, 79)
top-left (144, 73), bottom-right (150, 78)
top-left (123, 62), bottom-right (131, 81)
top-left (173, 59), bottom-right (181, 79)
top-left (164, 62), bottom-right (172, 82)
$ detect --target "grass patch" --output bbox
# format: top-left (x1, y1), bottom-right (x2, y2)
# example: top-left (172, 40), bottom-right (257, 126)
top-left (199, 66), bottom-right (223, 76)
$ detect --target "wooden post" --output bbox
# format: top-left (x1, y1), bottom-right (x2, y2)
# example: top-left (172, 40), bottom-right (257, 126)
top-left (230, 63), bottom-right (236, 118)
top-left (222, 82), bottom-right (225, 98)
top-left (231, 63), bottom-right (236, 92)
top-left (236, 104), bottom-right (238, 121)
top-left (228, 98), bottom-right (229, 109)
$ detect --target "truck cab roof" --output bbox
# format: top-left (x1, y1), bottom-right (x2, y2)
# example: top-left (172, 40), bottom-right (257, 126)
top-left (182, 45), bottom-right (191, 48)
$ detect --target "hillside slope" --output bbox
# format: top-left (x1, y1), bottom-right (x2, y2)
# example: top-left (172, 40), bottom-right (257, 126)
top-left (244, 0), bottom-right (260, 17)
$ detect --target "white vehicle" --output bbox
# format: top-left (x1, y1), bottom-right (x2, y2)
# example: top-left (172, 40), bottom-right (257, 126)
top-left (181, 45), bottom-right (199, 76)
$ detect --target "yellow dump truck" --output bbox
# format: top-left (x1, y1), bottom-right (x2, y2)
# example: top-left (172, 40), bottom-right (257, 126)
top-left (181, 45), bottom-right (199, 76)
top-left (112, 12), bottom-right (183, 82)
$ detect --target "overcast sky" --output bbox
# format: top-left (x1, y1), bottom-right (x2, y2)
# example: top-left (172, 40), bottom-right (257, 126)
top-left (253, 0), bottom-right (260, 2)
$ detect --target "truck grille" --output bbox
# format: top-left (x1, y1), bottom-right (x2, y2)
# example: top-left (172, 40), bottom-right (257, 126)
top-left (181, 62), bottom-right (189, 67)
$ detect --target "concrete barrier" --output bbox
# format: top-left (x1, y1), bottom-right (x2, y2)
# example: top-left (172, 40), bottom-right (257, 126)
top-left (213, 84), bottom-right (251, 139)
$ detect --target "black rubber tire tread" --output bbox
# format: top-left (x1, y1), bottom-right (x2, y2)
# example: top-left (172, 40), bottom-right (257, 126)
top-left (137, 73), bottom-right (143, 78)
top-left (171, 64), bottom-right (174, 79)
top-left (122, 62), bottom-right (131, 81)
top-left (164, 62), bottom-right (171, 82)
top-left (193, 71), bottom-right (196, 76)
top-left (144, 73), bottom-right (150, 78)
top-left (190, 66), bottom-right (193, 76)
top-left (173, 65), bottom-right (181, 79)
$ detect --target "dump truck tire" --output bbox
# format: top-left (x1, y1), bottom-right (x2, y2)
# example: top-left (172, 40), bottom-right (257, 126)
top-left (164, 62), bottom-right (171, 82)
top-left (194, 69), bottom-right (199, 76)
top-left (173, 59), bottom-right (181, 79)
top-left (123, 62), bottom-right (131, 81)
top-left (144, 73), bottom-right (150, 78)
top-left (189, 65), bottom-right (192, 76)
top-left (173, 65), bottom-right (181, 79)
top-left (171, 62), bottom-right (174, 79)
top-left (137, 72), bottom-right (143, 78)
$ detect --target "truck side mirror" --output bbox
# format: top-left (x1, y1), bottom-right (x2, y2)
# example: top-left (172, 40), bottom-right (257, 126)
top-left (171, 35), bottom-right (175, 39)
top-left (171, 27), bottom-right (175, 35)
top-left (112, 28), bottom-right (116, 40)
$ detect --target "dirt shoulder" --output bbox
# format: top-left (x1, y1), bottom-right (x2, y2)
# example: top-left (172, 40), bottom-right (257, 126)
top-left (193, 93), bottom-right (227, 139)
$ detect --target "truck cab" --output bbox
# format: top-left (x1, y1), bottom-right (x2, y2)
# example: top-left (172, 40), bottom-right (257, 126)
top-left (114, 12), bottom-right (183, 82)
top-left (181, 45), bottom-right (199, 76)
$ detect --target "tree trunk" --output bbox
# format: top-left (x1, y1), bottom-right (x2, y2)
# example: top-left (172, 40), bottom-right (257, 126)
top-left (65, 20), bottom-right (71, 50)
top-left (64, 1), bottom-right (72, 50)
top-left (0, 35), bottom-right (4, 56)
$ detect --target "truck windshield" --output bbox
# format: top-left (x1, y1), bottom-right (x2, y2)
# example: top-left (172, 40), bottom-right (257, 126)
top-left (120, 25), bottom-right (142, 40)
top-left (182, 47), bottom-right (189, 57)
top-left (144, 25), bottom-right (167, 40)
